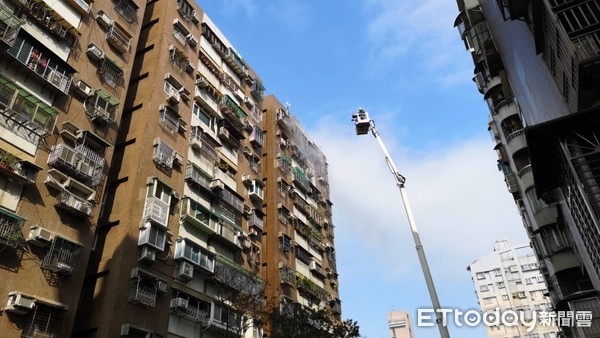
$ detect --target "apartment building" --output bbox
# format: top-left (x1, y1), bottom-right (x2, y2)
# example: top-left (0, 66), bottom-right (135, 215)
top-left (0, 0), bottom-right (341, 337)
top-left (455, 0), bottom-right (600, 336)
top-left (262, 95), bottom-right (341, 336)
top-left (388, 311), bottom-right (414, 338)
top-left (0, 0), bottom-right (141, 336)
top-left (468, 240), bottom-right (558, 337)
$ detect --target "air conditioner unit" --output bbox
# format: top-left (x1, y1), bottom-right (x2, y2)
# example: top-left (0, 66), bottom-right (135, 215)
top-left (186, 61), bottom-right (194, 74)
top-left (173, 153), bottom-right (183, 165)
top-left (157, 280), bottom-right (168, 294)
top-left (27, 226), bottom-right (52, 247)
top-left (236, 231), bottom-right (248, 240)
top-left (278, 138), bottom-right (287, 147)
top-left (177, 261), bottom-right (194, 281)
top-left (192, 11), bottom-right (200, 23)
top-left (218, 127), bottom-right (230, 139)
top-left (210, 180), bottom-right (224, 190)
top-left (138, 246), bottom-right (156, 262)
top-left (196, 77), bottom-right (208, 88)
top-left (4, 292), bottom-right (35, 314)
top-left (171, 190), bottom-right (181, 200)
top-left (243, 240), bottom-right (252, 250)
top-left (180, 92), bottom-right (190, 102)
top-left (242, 174), bottom-right (252, 185)
top-left (244, 97), bottom-right (254, 108)
top-left (86, 43), bottom-right (104, 62)
top-left (188, 35), bottom-right (199, 47)
top-left (96, 10), bottom-right (113, 28)
top-left (309, 261), bottom-right (319, 271)
top-left (167, 91), bottom-right (180, 104)
top-left (171, 297), bottom-right (189, 311)
top-left (249, 229), bottom-right (258, 237)
top-left (73, 80), bottom-right (93, 97)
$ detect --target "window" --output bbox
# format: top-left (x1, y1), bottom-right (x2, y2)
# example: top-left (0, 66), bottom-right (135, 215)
top-left (525, 278), bottom-right (532, 284)
top-left (159, 106), bottom-right (180, 134)
top-left (277, 154), bottom-right (291, 173)
top-left (84, 89), bottom-right (118, 125)
top-left (249, 179), bottom-right (264, 200)
top-left (115, 0), bottom-right (138, 24)
top-left (129, 270), bottom-right (159, 307)
top-left (502, 295), bottom-right (509, 301)
top-left (497, 281), bottom-right (505, 288)
top-left (278, 205), bottom-right (289, 225)
top-left (174, 238), bottom-right (214, 272)
top-left (169, 45), bottom-right (189, 73)
top-left (279, 234), bottom-right (292, 252)
top-left (476, 272), bottom-right (485, 280)
top-left (193, 103), bottom-right (215, 129)
top-left (138, 222), bottom-right (166, 251)
top-left (295, 246), bottom-right (312, 265)
top-left (41, 236), bottom-right (83, 276)
top-left (480, 284), bottom-right (489, 292)
top-left (106, 22), bottom-right (132, 53)
top-left (483, 297), bottom-right (495, 305)
top-left (177, 0), bottom-right (194, 21)
top-left (153, 138), bottom-right (175, 169)
top-left (537, 276), bottom-right (545, 283)
top-left (23, 303), bottom-right (64, 337)
top-left (98, 57), bottom-right (124, 87)
top-left (494, 268), bottom-right (502, 277)
top-left (173, 21), bottom-right (190, 46)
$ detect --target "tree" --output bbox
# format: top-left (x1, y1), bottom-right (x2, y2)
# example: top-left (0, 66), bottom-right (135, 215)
top-left (268, 301), bottom-right (362, 338)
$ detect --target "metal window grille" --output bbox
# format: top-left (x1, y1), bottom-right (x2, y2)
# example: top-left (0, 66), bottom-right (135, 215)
top-left (41, 236), bottom-right (82, 275)
top-left (98, 57), bottom-right (124, 88)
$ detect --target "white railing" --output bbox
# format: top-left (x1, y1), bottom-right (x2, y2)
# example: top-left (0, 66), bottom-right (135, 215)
top-left (106, 24), bottom-right (130, 53)
top-left (57, 190), bottom-right (93, 216)
top-left (144, 197), bottom-right (169, 227)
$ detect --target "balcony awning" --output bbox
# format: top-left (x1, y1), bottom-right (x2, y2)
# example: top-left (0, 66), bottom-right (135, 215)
top-left (29, 0), bottom-right (80, 36)
top-left (80, 130), bottom-right (112, 148)
top-left (0, 207), bottom-right (26, 221)
top-left (0, 74), bottom-right (59, 116)
top-left (453, 11), bottom-right (465, 27)
top-left (96, 89), bottom-right (119, 106)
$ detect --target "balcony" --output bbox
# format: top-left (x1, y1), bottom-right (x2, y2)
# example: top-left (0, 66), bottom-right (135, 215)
top-left (224, 47), bottom-right (248, 78)
top-left (251, 80), bottom-right (265, 102)
top-left (159, 106), bottom-right (180, 133)
top-left (496, 100), bottom-right (518, 123)
top-left (65, 0), bottom-right (91, 15)
top-left (180, 197), bottom-right (217, 235)
top-left (56, 190), bottom-right (93, 216)
top-left (213, 255), bottom-right (263, 295)
top-left (0, 149), bottom-right (40, 184)
top-left (201, 23), bottom-right (228, 57)
top-left (219, 95), bottom-right (247, 132)
top-left (217, 220), bottom-right (242, 249)
top-left (279, 265), bottom-right (297, 287)
top-left (216, 188), bottom-right (244, 214)
top-left (248, 211), bottom-right (263, 230)
top-left (297, 275), bottom-right (327, 301)
top-left (48, 143), bottom-right (104, 186)
top-left (518, 165), bottom-right (534, 192)
top-left (171, 297), bottom-right (210, 324)
top-left (174, 238), bottom-right (215, 273)
top-left (292, 167), bottom-right (311, 193)
top-left (7, 32), bottom-right (73, 94)
top-left (84, 90), bottom-right (118, 125)
top-left (106, 23), bottom-right (131, 54)
top-left (209, 303), bottom-right (243, 334)
top-left (250, 126), bottom-right (264, 147)
top-left (41, 236), bottom-right (82, 276)
top-left (0, 208), bottom-right (25, 249)
top-left (129, 274), bottom-right (157, 307)
top-left (185, 163), bottom-right (213, 192)
top-left (20, 0), bottom-right (78, 48)
top-left (144, 196), bottom-right (170, 228)
top-left (190, 127), bottom-right (219, 163)
top-left (248, 180), bottom-right (264, 203)
top-left (506, 129), bottom-right (527, 155)
top-left (0, 3), bottom-right (22, 50)
top-left (330, 298), bottom-right (342, 315)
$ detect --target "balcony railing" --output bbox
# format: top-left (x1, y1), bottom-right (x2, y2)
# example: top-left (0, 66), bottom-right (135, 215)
top-left (65, 0), bottom-right (90, 15)
top-left (213, 255), bottom-right (263, 295)
top-left (41, 237), bottom-right (82, 275)
top-left (0, 149), bottom-right (39, 184)
top-left (48, 143), bottom-right (104, 186)
top-left (106, 23), bottom-right (131, 54)
top-left (297, 275), bottom-right (327, 301)
top-left (8, 33), bottom-right (73, 94)
top-left (185, 163), bottom-right (212, 191)
top-left (279, 265), bottom-right (297, 287)
top-left (292, 167), bottom-right (311, 193)
top-left (248, 211), bottom-right (263, 230)
top-left (0, 209), bottom-right (25, 249)
top-left (159, 107), bottom-right (180, 133)
top-left (218, 220), bottom-right (241, 249)
top-left (129, 276), bottom-right (157, 307)
top-left (0, 79), bottom-right (57, 137)
top-left (224, 47), bottom-right (248, 78)
top-left (84, 89), bottom-right (118, 125)
top-left (0, 3), bottom-right (22, 47)
top-left (190, 127), bottom-right (219, 163)
top-left (180, 197), bottom-right (218, 234)
top-left (115, 0), bottom-right (138, 25)
top-left (219, 95), bottom-right (247, 132)
top-left (216, 188), bottom-right (244, 214)
top-left (144, 196), bottom-right (170, 227)
top-left (251, 80), bottom-right (265, 102)
top-left (57, 190), bottom-right (93, 216)
top-left (250, 126), bottom-right (264, 147)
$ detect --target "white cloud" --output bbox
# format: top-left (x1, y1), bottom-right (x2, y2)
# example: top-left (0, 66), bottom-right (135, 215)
top-left (363, 0), bottom-right (471, 86)
top-left (221, 0), bottom-right (258, 18)
top-left (310, 114), bottom-right (528, 285)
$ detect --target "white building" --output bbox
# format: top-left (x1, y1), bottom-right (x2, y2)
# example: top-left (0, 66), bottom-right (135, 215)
top-left (468, 240), bottom-right (560, 337)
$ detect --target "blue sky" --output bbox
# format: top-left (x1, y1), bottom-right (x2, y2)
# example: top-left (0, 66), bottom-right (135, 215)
top-left (198, 1), bottom-right (529, 337)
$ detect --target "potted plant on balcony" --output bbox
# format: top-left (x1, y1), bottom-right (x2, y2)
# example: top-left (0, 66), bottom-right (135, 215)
top-left (0, 151), bottom-right (18, 172)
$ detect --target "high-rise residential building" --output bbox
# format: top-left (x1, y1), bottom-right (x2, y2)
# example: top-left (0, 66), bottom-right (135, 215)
top-left (468, 240), bottom-right (559, 337)
top-left (388, 311), bottom-right (414, 338)
top-left (454, 1), bottom-right (600, 336)
top-left (0, 0), bottom-right (141, 336)
top-left (0, 0), bottom-right (341, 337)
